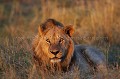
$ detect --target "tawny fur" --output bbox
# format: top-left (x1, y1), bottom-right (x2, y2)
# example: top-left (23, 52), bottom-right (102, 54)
top-left (32, 19), bottom-right (107, 79)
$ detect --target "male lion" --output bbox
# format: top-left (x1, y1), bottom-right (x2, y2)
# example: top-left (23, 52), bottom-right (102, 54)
top-left (32, 19), bottom-right (107, 79)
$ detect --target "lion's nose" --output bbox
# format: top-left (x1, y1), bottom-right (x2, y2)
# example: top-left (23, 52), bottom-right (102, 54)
top-left (50, 50), bottom-right (59, 55)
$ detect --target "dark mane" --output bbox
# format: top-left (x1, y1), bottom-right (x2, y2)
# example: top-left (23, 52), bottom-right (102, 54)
top-left (41, 19), bottom-right (64, 30)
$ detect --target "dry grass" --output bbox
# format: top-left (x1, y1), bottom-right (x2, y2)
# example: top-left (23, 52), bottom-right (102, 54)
top-left (0, 0), bottom-right (120, 79)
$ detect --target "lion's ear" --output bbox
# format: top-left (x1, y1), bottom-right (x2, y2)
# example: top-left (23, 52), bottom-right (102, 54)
top-left (38, 26), bottom-right (43, 36)
top-left (64, 25), bottom-right (74, 37)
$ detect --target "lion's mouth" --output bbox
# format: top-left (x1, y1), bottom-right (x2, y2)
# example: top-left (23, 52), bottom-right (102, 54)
top-left (50, 57), bottom-right (61, 63)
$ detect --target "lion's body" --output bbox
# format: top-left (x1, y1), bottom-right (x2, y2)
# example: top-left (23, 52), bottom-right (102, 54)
top-left (74, 45), bottom-right (107, 77)
top-left (32, 19), bottom-right (107, 79)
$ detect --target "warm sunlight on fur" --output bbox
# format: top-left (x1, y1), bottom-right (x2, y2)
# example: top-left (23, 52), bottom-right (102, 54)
top-left (32, 19), bottom-right (107, 79)
top-left (0, 0), bottom-right (119, 79)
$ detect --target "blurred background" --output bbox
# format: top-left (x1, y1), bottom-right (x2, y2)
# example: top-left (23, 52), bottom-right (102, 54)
top-left (0, 0), bottom-right (120, 79)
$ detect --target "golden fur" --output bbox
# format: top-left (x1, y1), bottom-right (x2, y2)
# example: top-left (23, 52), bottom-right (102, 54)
top-left (32, 19), bottom-right (107, 79)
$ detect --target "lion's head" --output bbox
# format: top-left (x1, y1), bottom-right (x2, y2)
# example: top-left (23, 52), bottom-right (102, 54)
top-left (32, 19), bottom-right (74, 71)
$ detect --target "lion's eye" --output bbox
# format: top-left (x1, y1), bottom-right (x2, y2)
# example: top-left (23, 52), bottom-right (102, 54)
top-left (59, 38), bottom-right (64, 43)
top-left (46, 39), bottom-right (50, 44)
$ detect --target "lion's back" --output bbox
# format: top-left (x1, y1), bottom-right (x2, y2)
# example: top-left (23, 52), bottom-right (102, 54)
top-left (74, 45), bottom-right (106, 64)
top-left (74, 45), bottom-right (107, 77)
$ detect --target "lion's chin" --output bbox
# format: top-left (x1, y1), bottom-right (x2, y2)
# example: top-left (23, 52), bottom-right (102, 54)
top-left (50, 58), bottom-right (61, 63)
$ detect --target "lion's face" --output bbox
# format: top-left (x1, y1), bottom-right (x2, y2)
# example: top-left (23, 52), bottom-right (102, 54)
top-left (37, 25), bottom-right (74, 63)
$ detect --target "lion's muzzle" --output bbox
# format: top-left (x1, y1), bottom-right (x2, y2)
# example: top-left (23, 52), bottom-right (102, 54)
top-left (50, 50), bottom-right (62, 63)
top-left (50, 50), bottom-right (59, 55)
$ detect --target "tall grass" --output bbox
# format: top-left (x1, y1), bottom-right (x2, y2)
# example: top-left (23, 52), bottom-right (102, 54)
top-left (0, 0), bottom-right (120, 79)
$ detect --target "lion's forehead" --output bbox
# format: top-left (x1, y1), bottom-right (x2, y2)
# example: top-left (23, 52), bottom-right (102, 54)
top-left (44, 27), bottom-right (66, 39)
top-left (47, 27), bottom-right (63, 34)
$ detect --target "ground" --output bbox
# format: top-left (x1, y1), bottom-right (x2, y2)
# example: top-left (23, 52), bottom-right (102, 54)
top-left (0, 0), bottom-right (120, 79)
